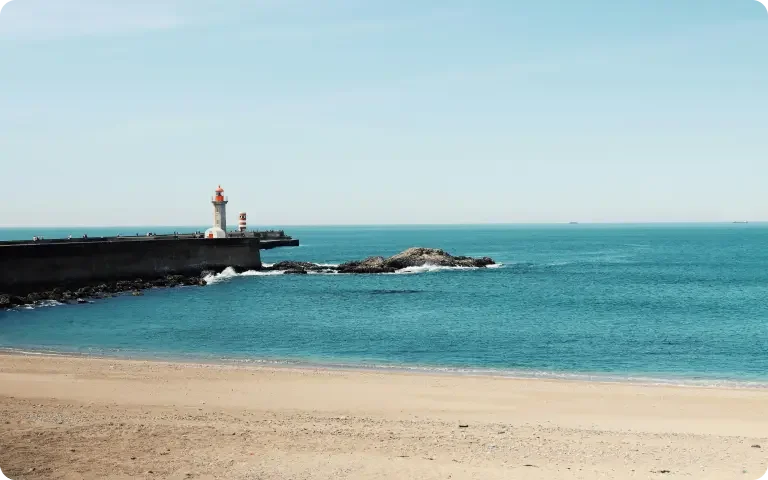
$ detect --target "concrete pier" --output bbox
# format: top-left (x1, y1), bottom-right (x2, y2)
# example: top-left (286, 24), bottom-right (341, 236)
top-left (0, 234), bottom-right (299, 295)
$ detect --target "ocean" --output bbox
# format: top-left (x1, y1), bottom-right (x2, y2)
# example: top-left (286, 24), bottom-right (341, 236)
top-left (1, 224), bottom-right (767, 386)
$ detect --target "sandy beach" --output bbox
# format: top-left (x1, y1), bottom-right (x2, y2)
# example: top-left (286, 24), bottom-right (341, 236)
top-left (0, 354), bottom-right (767, 479)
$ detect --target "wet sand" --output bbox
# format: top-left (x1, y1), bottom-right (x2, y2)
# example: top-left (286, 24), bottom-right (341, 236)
top-left (1, 354), bottom-right (767, 479)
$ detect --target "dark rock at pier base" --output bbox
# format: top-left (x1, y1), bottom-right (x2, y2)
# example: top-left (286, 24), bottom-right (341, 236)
top-left (265, 248), bottom-right (496, 275)
top-left (0, 274), bottom-right (208, 310)
top-left (200, 270), bottom-right (217, 280)
top-left (0, 294), bottom-right (16, 309)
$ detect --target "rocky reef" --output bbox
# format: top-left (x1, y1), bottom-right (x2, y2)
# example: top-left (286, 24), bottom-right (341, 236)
top-left (265, 247), bottom-right (496, 275)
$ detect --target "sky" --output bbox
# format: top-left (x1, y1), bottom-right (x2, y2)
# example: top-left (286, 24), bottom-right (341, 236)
top-left (0, 0), bottom-right (766, 227)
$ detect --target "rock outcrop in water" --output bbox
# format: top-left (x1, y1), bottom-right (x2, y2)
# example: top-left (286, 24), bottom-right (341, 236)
top-left (264, 248), bottom-right (496, 275)
top-left (268, 261), bottom-right (335, 275)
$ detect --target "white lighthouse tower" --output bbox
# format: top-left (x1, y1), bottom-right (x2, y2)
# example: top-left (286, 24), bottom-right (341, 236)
top-left (205, 185), bottom-right (228, 239)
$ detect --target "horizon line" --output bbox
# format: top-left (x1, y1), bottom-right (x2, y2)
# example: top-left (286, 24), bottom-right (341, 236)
top-left (0, 221), bottom-right (763, 229)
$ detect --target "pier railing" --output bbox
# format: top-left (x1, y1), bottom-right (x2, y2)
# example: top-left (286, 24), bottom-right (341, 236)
top-left (0, 230), bottom-right (293, 246)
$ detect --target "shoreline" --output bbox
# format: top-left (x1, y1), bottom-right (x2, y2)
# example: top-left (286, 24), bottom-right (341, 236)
top-left (2, 347), bottom-right (767, 390)
top-left (1, 353), bottom-right (768, 479)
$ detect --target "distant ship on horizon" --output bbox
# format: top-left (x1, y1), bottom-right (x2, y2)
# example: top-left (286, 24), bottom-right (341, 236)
top-left (733, 221), bottom-right (749, 224)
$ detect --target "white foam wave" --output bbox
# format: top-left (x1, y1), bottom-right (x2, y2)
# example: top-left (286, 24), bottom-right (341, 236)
top-left (203, 267), bottom-right (239, 284)
top-left (241, 270), bottom-right (286, 277)
top-left (204, 262), bottom-right (498, 282)
top-left (204, 267), bottom-right (288, 284)
top-left (392, 264), bottom-right (479, 275)
top-left (12, 299), bottom-right (65, 311)
top-left (0, 347), bottom-right (72, 357)
top-left (38, 300), bottom-right (64, 308)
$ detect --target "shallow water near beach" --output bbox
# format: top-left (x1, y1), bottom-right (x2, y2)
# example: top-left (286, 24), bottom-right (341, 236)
top-left (1, 224), bottom-right (768, 385)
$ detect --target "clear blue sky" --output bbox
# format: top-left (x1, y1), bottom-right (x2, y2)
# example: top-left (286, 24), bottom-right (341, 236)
top-left (1, 0), bottom-right (766, 226)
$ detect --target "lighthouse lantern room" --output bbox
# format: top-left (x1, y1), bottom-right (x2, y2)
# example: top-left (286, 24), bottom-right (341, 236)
top-left (205, 185), bottom-right (228, 239)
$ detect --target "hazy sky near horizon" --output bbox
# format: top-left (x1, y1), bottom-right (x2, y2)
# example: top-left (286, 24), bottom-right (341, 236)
top-left (1, 0), bottom-right (767, 227)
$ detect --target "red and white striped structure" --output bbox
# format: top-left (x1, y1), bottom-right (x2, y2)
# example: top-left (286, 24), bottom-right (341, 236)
top-left (238, 212), bottom-right (247, 232)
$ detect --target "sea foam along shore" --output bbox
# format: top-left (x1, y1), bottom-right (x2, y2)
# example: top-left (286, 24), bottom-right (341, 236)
top-left (1, 353), bottom-right (767, 480)
top-left (0, 345), bottom-right (760, 390)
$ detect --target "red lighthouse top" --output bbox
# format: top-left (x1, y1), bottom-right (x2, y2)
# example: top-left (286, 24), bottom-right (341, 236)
top-left (214, 185), bottom-right (225, 202)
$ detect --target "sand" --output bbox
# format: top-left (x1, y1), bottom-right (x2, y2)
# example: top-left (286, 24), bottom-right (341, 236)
top-left (1, 354), bottom-right (767, 479)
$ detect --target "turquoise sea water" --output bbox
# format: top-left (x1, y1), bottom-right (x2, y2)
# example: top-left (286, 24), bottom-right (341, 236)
top-left (1, 224), bottom-right (767, 386)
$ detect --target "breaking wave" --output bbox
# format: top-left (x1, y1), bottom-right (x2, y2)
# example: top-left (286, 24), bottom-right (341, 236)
top-left (203, 267), bottom-right (284, 284)
top-left (6, 299), bottom-right (69, 311)
top-left (204, 263), bottom-right (503, 283)
top-left (38, 300), bottom-right (65, 308)
top-left (392, 264), bottom-right (482, 275)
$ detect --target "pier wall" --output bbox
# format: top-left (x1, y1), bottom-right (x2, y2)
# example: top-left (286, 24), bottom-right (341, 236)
top-left (260, 238), bottom-right (300, 250)
top-left (0, 238), bottom-right (264, 294)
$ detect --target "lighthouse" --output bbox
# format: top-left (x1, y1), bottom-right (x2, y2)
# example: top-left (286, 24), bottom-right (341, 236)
top-left (238, 212), bottom-right (247, 232)
top-left (205, 185), bottom-right (228, 239)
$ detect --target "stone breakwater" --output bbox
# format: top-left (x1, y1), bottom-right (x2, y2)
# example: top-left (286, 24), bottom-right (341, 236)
top-left (0, 248), bottom-right (495, 309)
top-left (0, 274), bottom-right (209, 309)
top-left (0, 237), bottom-right (268, 309)
top-left (265, 248), bottom-right (496, 275)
